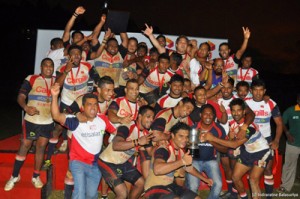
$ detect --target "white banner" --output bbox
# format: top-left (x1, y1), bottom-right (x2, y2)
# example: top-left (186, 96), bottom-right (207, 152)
top-left (34, 29), bottom-right (227, 74)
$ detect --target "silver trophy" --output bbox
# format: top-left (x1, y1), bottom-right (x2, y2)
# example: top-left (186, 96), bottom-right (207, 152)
top-left (189, 128), bottom-right (200, 158)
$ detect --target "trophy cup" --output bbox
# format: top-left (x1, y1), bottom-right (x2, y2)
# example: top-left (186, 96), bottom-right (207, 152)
top-left (189, 128), bottom-right (200, 158)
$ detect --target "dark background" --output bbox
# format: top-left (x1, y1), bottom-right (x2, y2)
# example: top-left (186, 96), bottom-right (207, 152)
top-left (1, 0), bottom-right (299, 138)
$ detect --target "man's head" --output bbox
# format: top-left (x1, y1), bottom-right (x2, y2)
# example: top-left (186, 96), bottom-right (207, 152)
top-left (82, 41), bottom-right (91, 52)
top-left (68, 45), bottom-right (83, 66)
top-left (158, 53), bottom-right (170, 73)
top-left (229, 98), bottom-right (246, 123)
top-left (125, 79), bottom-right (139, 102)
top-left (97, 76), bottom-right (115, 102)
top-left (236, 81), bottom-right (250, 100)
top-left (219, 42), bottom-right (230, 59)
top-left (176, 97), bottom-right (195, 118)
top-left (175, 35), bottom-right (189, 54)
top-left (197, 42), bottom-right (211, 59)
top-left (157, 34), bottom-right (166, 47)
top-left (213, 58), bottom-right (224, 76)
top-left (183, 78), bottom-right (192, 93)
top-left (106, 38), bottom-right (119, 56)
top-left (169, 74), bottom-right (184, 97)
top-left (137, 44), bottom-right (148, 57)
top-left (194, 86), bottom-right (207, 106)
top-left (241, 54), bottom-right (252, 69)
top-left (138, 105), bottom-right (155, 130)
top-left (170, 122), bottom-right (191, 149)
top-left (170, 52), bottom-right (183, 71)
top-left (221, 77), bottom-right (234, 99)
top-left (149, 47), bottom-right (159, 62)
top-left (40, 58), bottom-right (54, 78)
top-left (128, 37), bottom-right (138, 54)
top-left (71, 30), bottom-right (84, 44)
top-left (150, 118), bottom-right (166, 142)
top-left (82, 93), bottom-right (98, 119)
top-left (251, 79), bottom-right (266, 101)
top-left (50, 37), bottom-right (63, 50)
top-left (200, 104), bottom-right (216, 125)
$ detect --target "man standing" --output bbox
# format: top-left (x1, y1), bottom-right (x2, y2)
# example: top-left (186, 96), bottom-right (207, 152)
top-left (278, 94), bottom-right (300, 193)
top-left (5, 58), bottom-right (55, 191)
top-left (50, 83), bottom-right (116, 199)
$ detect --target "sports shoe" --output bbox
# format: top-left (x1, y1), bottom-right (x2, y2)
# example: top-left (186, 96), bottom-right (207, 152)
top-left (220, 192), bottom-right (232, 199)
top-left (4, 175), bottom-right (21, 191)
top-left (277, 187), bottom-right (288, 193)
top-left (41, 159), bottom-right (52, 170)
top-left (32, 176), bottom-right (44, 188)
top-left (59, 140), bottom-right (68, 152)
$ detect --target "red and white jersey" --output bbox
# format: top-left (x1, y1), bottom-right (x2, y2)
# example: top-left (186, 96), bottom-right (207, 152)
top-left (155, 108), bottom-right (180, 133)
top-left (100, 123), bottom-right (149, 164)
top-left (245, 99), bottom-right (277, 138)
top-left (20, 75), bottom-right (55, 125)
top-left (236, 67), bottom-right (258, 85)
top-left (189, 58), bottom-right (203, 86)
top-left (65, 114), bottom-right (116, 165)
top-left (57, 61), bottom-right (92, 106)
top-left (139, 67), bottom-right (173, 94)
top-left (218, 96), bottom-right (235, 134)
top-left (224, 54), bottom-right (238, 81)
top-left (157, 94), bottom-right (182, 109)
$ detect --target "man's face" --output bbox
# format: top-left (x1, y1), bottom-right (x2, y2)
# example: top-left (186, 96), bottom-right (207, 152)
top-left (106, 40), bottom-right (119, 56)
top-left (140, 110), bottom-right (154, 129)
top-left (83, 98), bottom-right (98, 119)
top-left (157, 37), bottom-right (166, 47)
top-left (179, 102), bottom-right (194, 118)
top-left (176, 38), bottom-right (188, 54)
top-left (183, 81), bottom-right (192, 93)
top-left (72, 33), bottom-right (84, 44)
top-left (41, 60), bottom-right (54, 78)
top-left (219, 45), bottom-right (231, 59)
top-left (98, 83), bottom-right (114, 101)
top-left (200, 107), bottom-right (214, 125)
top-left (128, 40), bottom-right (138, 54)
top-left (194, 89), bottom-right (207, 106)
top-left (221, 82), bottom-right (234, 99)
top-left (213, 59), bottom-right (224, 76)
top-left (125, 82), bottom-right (139, 101)
top-left (150, 52), bottom-right (159, 62)
top-left (237, 86), bottom-right (249, 100)
top-left (170, 81), bottom-right (183, 96)
top-left (170, 56), bottom-right (179, 70)
top-left (158, 58), bottom-right (170, 73)
top-left (82, 41), bottom-right (90, 52)
top-left (52, 41), bottom-right (63, 50)
top-left (241, 57), bottom-right (252, 69)
top-left (197, 44), bottom-right (210, 59)
top-left (231, 104), bottom-right (245, 123)
top-left (172, 129), bottom-right (189, 149)
top-left (251, 86), bottom-right (266, 101)
top-left (137, 48), bottom-right (147, 57)
top-left (69, 48), bottom-right (82, 66)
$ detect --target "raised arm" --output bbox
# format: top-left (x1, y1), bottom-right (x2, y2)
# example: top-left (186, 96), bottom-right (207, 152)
top-left (51, 83), bottom-right (66, 124)
top-left (142, 23), bottom-right (166, 54)
top-left (120, 32), bottom-right (129, 48)
top-left (91, 14), bottom-right (106, 46)
top-left (89, 28), bottom-right (112, 59)
top-left (62, 6), bottom-right (86, 43)
top-left (201, 131), bottom-right (247, 149)
top-left (235, 27), bottom-right (251, 60)
top-left (55, 58), bottom-right (74, 87)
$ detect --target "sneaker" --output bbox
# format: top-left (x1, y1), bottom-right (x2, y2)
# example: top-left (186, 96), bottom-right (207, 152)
top-left (32, 176), bottom-right (44, 188)
top-left (220, 192), bottom-right (232, 199)
top-left (277, 187), bottom-right (288, 193)
top-left (4, 175), bottom-right (21, 191)
top-left (59, 140), bottom-right (68, 152)
top-left (41, 159), bottom-right (52, 170)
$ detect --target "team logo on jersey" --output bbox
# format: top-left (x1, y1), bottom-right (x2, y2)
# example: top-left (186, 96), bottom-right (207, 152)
top-left (30, 132), bottom-right (36, 137)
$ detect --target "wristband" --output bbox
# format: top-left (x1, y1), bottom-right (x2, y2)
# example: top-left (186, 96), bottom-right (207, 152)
top-left (219, 82), bottom-right (224, 87)
top-left (63, 70), bottom-right (69, 75)
top-left (73, 12), bottom-right (79, 18)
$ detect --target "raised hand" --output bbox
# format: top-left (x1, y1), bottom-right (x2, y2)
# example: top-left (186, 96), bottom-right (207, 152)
top-left (75, 6), bottom-right (86, 15)
top-left (24, 106), bottom-right (39, 116)
top-left (51, 83), bottom-right (61, 97)
top-left (242, 27), bottom-right (251, 40)
top-left (100, 14), bottom-right (106, 24)
top-left (65, 57), bottom-right (74, 72)
top-left (138, 133), bottom-right (154, 146)
top-left (104, 28), bottom-right (112, 39)
top-left (142, 23), bottom-right (153, 37)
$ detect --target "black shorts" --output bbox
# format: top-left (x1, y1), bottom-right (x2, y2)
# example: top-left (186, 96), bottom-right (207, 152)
top-left (98, 159), bottom-right (142, 189)
top-left (238, 147), bottom-right (272, 168)
top-left (23, 120), bottom-right (54, 140)
top-left (59, 101), bottom-right (75, 114)
top-left (144, 183), bottom-right (198, 199)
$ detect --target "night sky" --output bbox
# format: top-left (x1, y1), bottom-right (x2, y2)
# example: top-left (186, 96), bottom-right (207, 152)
top-left (1, 0), bottom-right (300, 109)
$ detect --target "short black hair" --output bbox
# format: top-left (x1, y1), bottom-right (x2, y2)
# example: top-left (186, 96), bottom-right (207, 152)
top-left (156, 34), bottom-right (166, 41)
top-left (227, 77), bottom-right (235, 87)
top-left (199, 42), bottom-right (211, 51)
top-left (97, 76), bottom-right (114, 88)
top-left (179, 97), bottom-right (195, 107)
top-left (107, 38), bottom-right (118, 45)
top-left (219, 42), bottom-right (230, 50)
top-left (251, 79), bottom-right (266, 89)
top-left (171, 52), bottom-right (183, 66)
top-left (128, 37), bottom-right (138, 44)
top-left (137, 44), bottom-right (148, 53)
top-left (158, 53), bottom-right (170, 62)
top-left (82, 93), bottom-right (98, 106)
top-left (126, 79), bottom-right (139, 87)
top-left (71, 30), bottom-right (84, 39)
top-left (194, 85), bottom-right (206, 94)
top-left (170, 122), bottom-right (191, 135)
top-left (229, 98), bottom-right (246, 110)
top-left (68, 45), bottom-right (82, 54)
top-left (176, 35), bottom-right (189, 44)
top-left (236, 81), bottom-right (250, 90)
top-left (50, 37), bottom-right (63, 46)
top-left (150, 47), bottom-right (159, 55)
top-left (41, 58), bottom-right (54, 67)
top-left (138, 105), bottom-right (155, 116)
top-left (169, 74), bottom-right (184, 84)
